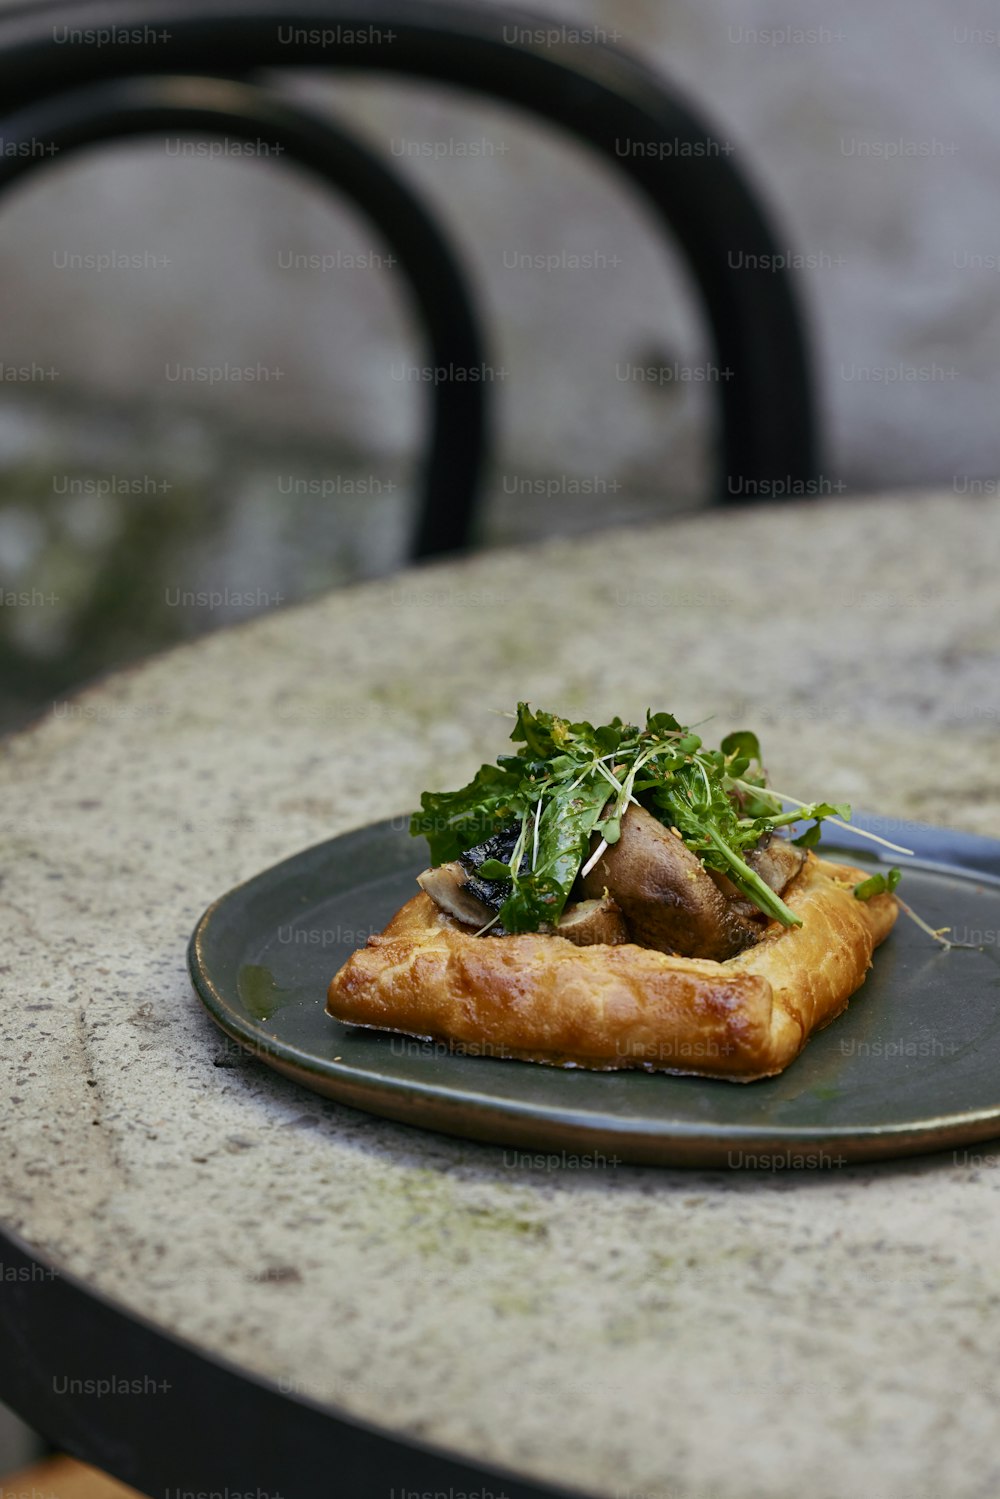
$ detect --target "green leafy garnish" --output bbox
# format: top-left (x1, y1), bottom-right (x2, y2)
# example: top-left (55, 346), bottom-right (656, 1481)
top-left (410, 761), bottom-right (522, 865)
top-left (854, 868), bottom-right (902, 901)
top-left (410, 704), bottom-right (900, 935)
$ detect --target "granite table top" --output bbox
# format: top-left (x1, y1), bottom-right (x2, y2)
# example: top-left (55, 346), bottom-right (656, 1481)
top-left (3, 489), bottom-right (1000, 1499)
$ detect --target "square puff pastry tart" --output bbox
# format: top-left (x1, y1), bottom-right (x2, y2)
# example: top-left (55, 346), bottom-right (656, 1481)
top-left (328, 851), bottom-right (898, 1081)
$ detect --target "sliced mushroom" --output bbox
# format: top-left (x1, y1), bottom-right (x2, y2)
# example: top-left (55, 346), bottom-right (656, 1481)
top-left (580, 804), bottom-right (759, 960)
top-left (750, 833), bottom-right (806, 894)
top-left (418, 865), bottom-right (629, 947)
top-left (555, 895), bottom-right (630, 947)
top-left (418, 824), bottom-right (520, 930)
top-left (709, 831), bottom-right (806, 912)
top-left (417, 862), bottom-right (495, 927)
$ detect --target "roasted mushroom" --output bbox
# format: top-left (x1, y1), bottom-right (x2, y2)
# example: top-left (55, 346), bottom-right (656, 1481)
top-left (554, 895), bottom-right (630, 946)
top-left (416, 862), bottom-right (495, 927)
top-left (708, 831), bottom-right (806, 915)
top-left (580, 803), bottom-right (760, 960)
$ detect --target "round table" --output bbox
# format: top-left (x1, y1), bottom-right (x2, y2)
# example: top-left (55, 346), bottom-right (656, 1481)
top-left (3, 489), bottom-right (1000, 1499)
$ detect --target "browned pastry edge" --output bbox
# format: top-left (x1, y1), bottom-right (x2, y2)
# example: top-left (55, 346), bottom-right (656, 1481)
top-left (326, 853), bottom-right (899, 1081)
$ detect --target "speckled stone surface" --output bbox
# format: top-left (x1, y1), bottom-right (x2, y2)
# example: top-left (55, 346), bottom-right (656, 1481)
top-left (4, 490), bottom-right (1000, 1499)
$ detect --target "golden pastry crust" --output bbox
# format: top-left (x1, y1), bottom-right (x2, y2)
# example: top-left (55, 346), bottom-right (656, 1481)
top-left (327, 853), bottom-right (898, 1081)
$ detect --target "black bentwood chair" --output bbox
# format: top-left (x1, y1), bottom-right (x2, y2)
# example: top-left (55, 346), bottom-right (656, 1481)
top-left (0, 0), bottom-right (819, 561)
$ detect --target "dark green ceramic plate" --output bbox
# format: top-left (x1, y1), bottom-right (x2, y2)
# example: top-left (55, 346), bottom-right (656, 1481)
top-left (188, 815), bottom-right (1000, 1167)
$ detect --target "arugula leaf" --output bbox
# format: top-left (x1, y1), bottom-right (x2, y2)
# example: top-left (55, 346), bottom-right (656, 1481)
top-left (499, 778), bottom-right (610, 932)
top-left (410, 762), bottom-right (523, 865)
top-left (792, 822), bottom-right (824, 849)
top-left (510, 702), bottom-right (581, 759)
top-left (854, 867), bottom-right (902, 900)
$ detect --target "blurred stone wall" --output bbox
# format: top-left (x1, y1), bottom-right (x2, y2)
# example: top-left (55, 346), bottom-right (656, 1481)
top-left (2, 0), bottom-right (999, 729)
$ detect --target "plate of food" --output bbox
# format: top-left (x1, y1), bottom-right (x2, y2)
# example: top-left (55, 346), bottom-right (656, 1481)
top-left (188, 705), bottom-right (1000, 1166)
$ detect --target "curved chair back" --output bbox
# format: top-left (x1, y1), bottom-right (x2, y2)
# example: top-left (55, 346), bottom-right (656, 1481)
top-left (0, 1), bottom-right (819, 556)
